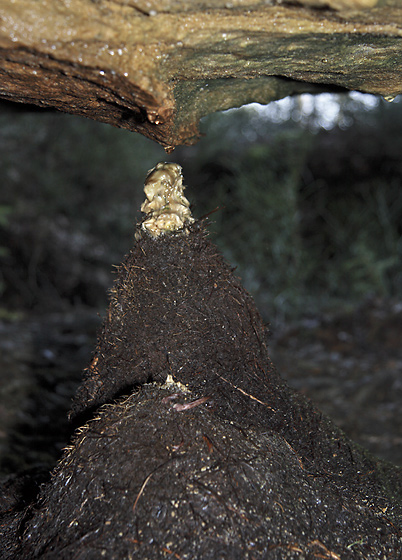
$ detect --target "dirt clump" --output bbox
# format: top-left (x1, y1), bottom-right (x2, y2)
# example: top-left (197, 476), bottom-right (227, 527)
top-left (2, 222), bottom-right (401, 559)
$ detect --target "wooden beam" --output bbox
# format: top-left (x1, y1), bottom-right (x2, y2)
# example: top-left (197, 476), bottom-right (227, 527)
top-left (1, 1), bottom-right (401, 150)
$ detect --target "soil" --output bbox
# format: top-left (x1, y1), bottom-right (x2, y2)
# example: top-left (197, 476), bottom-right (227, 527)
top-left (271, 298), bottom-right (402, 469)
top-left (0, 224), bottom-right (401, 559)
top-left (0, 309), bottom-right (99, 477)
top-left (8, 383), bottom-right (402, 560)
top-left (0, 296), bottom-right (400, 478)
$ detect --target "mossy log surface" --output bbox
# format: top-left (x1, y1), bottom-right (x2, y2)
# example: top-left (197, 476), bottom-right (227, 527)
top-left (2, 223), bottom-right (401, 559)
top-left (1, 1), bottom-right (402, 150)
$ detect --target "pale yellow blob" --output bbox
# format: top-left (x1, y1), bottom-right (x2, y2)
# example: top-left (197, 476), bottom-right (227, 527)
top-left (139, 162), bottom-right (194, 237)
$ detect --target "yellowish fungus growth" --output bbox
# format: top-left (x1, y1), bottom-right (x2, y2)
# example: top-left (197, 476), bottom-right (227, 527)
top-left (139, 162), bottom-right (194, 238)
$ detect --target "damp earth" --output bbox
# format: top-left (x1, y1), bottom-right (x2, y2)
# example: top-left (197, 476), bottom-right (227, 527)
top-left (0, 224), bottom-right (400, 559)
top-left (0, 296), bottom-right (400, 479)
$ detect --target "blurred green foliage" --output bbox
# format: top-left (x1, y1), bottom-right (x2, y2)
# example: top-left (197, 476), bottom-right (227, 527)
top-left (0, 96), bottom-right (401, 321)
top-left (0, 110), bottom-right (164, 308)
top-left (0, 110), bottom-right (165, 241)
top-left (174, 95), bottom-right (402, 321)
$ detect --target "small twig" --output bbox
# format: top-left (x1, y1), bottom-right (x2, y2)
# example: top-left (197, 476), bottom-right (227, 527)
top-left (214, 372), bottom-right (275, 410)
top-left (132, 472), bottom-right (154, 514)
top-left (308, 540), bottom-right (342, 560)
top-left (132, 459), bottom-right (172, 514)
top-left (198, 206), bottom-right (222, 220)
top-left (173, 395), bottom-right (210, 411)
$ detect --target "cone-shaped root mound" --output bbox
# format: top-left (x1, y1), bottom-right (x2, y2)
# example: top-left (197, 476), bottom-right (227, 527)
top-left (5, 163), bottom-right (401, 559)
top-left (17, 384), bottom-right (402, 560)
top-left (70, 220), bottom-right (279, 422)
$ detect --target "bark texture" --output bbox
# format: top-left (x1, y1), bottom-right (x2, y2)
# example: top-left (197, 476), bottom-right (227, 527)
top-left (1, 1), bottom-right (402, 150)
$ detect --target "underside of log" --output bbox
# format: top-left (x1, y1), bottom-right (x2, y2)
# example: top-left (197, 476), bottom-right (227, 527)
top-left (1, 1), bottom-right (402, 150)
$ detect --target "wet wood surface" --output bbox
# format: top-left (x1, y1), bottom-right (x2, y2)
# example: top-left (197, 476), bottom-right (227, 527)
top-left (1, 1), bottom-right (402, 149)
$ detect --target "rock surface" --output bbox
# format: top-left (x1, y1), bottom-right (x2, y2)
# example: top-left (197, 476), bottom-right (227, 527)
top-left (1, 1), bottom-right (402, 149)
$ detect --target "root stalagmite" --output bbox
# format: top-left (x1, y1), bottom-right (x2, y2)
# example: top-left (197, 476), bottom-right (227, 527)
top-left (3, 163), bottom-right (401, 560)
